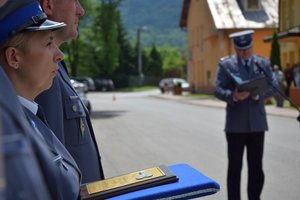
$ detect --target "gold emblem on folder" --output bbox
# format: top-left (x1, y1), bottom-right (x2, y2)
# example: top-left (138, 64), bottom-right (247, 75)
top-left (135, 170), bottom-right (153, 180)
top-left (86, 167), bottom-right (165, 195)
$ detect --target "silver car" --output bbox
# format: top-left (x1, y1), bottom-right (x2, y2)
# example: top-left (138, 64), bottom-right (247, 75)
top-left (159, 78), bottom-right (190, 93)
top-left (70, 79), bottom-right (91, 113)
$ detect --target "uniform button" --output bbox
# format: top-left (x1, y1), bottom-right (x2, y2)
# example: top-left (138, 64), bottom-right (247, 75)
top-left (72, 105), bottom-right (78, 112)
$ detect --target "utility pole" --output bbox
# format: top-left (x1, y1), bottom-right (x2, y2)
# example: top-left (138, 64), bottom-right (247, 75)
top-left (137, 26), bottom-right (147, 86)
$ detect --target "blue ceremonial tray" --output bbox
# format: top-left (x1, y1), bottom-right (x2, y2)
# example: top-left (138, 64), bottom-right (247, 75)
top-left (109, 163), bottom-right (220, 200)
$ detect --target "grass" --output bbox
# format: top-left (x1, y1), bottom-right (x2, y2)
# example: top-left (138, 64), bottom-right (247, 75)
top-left (184, 93), bottom-right (216, 99)
top-left (117, 86), bottom-right (158, 92)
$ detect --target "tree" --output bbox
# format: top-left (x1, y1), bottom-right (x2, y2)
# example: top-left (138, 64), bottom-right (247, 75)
top-left (95, 0), bottom-right (122, 77)
top-left (144, 44), bottom-right (163, 76)
top-left (270, 32), bottom-right (282, 70)
top-left (61, 37), bottom-right (80, 77)
top-left (61, 0), bottom-right (123, 78)
top-left (114, 11), bottom-right (136, 76)
top-left (158, 46), bottom-right (187, 78)
top-left (112, 11), bottom-right (137, 88)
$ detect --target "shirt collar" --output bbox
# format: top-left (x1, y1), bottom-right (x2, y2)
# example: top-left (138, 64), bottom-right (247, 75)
top-left (240, 56), bottom-right (253, 66)
top-left (18, 96), bottom-right (38, 115)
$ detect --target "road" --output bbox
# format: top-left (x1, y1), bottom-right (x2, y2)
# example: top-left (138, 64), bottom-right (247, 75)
top-left (87, 90), bottom-right (300, 200)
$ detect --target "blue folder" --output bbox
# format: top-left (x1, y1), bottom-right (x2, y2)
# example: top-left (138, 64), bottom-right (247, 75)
top-left (109, 163), bottom-right (220, 200)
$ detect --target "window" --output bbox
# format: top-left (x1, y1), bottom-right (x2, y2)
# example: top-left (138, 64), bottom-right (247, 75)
top-left (283, 52), bottom-right (287, 66)
top-left (282, 0), bottom-right (292, 30)
top-left (245, 0), bottom-right (261, 11)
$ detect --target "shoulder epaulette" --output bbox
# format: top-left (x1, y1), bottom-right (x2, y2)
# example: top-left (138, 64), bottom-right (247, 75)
top-left (220, 55), bottom-right (232, 62)
top-left (255, 55), bottom-right (269, 61)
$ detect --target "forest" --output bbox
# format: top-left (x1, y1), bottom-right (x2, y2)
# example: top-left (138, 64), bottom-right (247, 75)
top-left (61, 0), bottom-right (187, 88)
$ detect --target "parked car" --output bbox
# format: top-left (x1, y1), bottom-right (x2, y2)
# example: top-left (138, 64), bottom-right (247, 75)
top-left (70, 79), bottom-right (92, 113)
top-left (73, 76), bottom-right (96, 91)
top-left (93, 78), bottom-right (115, 91)
top-left (159, 78), bottom-right (190, 93)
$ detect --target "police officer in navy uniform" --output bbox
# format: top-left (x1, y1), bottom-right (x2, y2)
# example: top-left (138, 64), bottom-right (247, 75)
top-left (36, 0), bottom-right (105, 183)
top-left (0, 0), bottom-right (52, 198)
top-left (0, 66), bottom-right (51, 200)
top-left (215, 30), bottom-right (277, 200)
top-left (0, 0), bottom-right (82, 199)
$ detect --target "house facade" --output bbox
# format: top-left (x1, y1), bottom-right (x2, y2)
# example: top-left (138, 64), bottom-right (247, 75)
top-left (277, 0), bottom-right (300, 67)
top-left (275, 0), bottom-right (300, 105)
top-left (180, 0), bottom-right (278, 93)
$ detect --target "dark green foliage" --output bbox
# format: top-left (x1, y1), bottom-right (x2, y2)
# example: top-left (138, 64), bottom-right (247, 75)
top-left (270, 32), bottom-right (282, 70)
top-left (61, 38), bottom-right (80, 77)
top-left (114, 12), bottom-right (137, 76)
top-left (62, 0), bottom-right (121, 78)
top-left (96, 0), bottom-right (121, 77)
top-left (144, 44), bottom-right (163, 76)
top-left (163, 67), bottom-right (183, 78)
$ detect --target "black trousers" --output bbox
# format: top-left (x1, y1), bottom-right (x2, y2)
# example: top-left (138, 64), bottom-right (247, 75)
top-left (226, 132), bottom-right (265, 200)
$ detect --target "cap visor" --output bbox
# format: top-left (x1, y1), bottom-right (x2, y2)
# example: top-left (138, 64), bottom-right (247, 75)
top-left (25, 19), bottom-right (66, 31)
top-left (235, 43), bottom-right (252, 50)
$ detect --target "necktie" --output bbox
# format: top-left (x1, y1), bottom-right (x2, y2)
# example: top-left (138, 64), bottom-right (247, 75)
top-left (244, 60), bottom-right (249, 73)
top-left (36, 105), bottom-right (49, 127)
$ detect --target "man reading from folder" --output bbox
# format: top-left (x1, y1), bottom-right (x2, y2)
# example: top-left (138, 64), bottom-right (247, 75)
top-left (214, 30), bottom-right (277, 200)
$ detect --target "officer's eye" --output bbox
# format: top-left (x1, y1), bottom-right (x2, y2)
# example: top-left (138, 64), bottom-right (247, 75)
top-left (46, 35), bottom-right (54, 47)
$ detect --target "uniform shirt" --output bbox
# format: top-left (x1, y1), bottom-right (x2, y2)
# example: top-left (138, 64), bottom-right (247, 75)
top-left (18, 96), bottom-right (38, 115)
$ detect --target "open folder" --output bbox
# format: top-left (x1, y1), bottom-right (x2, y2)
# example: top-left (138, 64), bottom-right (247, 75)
top-left (231, 74), bottom-right (268, 96)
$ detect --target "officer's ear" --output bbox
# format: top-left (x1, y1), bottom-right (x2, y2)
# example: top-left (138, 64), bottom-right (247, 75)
top-left (5, 47), bottom-right (20, 70)
top-left (40, 0), bottom-right (55, 16)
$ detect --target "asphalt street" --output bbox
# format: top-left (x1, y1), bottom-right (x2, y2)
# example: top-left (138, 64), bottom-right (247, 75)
top-left (87, 90), bottom-right (300, 200)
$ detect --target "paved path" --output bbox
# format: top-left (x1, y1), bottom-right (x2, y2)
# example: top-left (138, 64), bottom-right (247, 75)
top-left (152, 93), bottom-right (299, 120)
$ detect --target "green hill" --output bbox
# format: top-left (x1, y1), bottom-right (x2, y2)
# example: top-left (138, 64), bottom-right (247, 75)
top-left (119, 0), bottom-right (186, 51)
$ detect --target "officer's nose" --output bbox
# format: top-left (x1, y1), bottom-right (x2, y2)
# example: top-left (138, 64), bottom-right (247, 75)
top-left (54, 45), bottom-right (64, 63)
